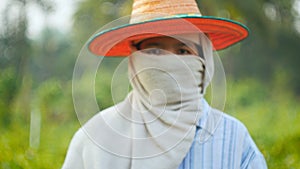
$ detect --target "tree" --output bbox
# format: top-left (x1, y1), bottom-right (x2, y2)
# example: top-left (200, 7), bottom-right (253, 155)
top-left (0, 0), bottom-right (54, 126)
top-left (198, 0), bottom-right (300, 94)
top-left (72, 0), bottom-right (132, 46)
top-left (0, 0), bottom-right (53, 74)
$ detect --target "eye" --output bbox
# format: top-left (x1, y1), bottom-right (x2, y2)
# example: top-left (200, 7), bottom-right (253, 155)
top-left (177, 48), bottom-right (193, 55)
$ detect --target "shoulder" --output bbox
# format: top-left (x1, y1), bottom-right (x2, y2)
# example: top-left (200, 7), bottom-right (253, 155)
top-left (211, 109), bottom-right (256, 145)
top-left (66, 126), bottom-right (91, 150)
top-left (194, 107), bottom-right (268, 168)
top-left (221, 111), bottom-right (249, 133)
top-left (69, 100), bottom-right (132, 150)
top-left (66, 104), bottom-right (118, 147)
top-left (200, 107), bottom-right (261, 152)
top-left (199, 100), bottom-right (249, 138)
top-left (201, 107), bottom-right (249, 137)
top-left (218, 111), bottom-right (268, 168)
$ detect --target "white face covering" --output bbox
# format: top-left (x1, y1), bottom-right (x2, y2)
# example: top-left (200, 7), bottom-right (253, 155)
top-left (78, 34), bottom-right (214, 169)
top-left (120, 50), bottom-right (205, 168)
top-left (129, 52), bottom-right (205, 107)
top-left (109, 41), bottom-right (212, 169)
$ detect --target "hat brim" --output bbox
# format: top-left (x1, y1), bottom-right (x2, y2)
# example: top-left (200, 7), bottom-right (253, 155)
top-left (88, 15), bottom-right (249, 57)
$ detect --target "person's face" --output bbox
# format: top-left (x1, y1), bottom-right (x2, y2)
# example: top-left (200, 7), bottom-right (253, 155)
top-left (132, 36), bottom-right (203, 57)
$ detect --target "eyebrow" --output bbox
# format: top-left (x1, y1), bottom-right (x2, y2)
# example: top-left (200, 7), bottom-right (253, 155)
top-left (175, 39), bottom-right (199, 47)
top-left (176, 42), bottom-right (194, 48)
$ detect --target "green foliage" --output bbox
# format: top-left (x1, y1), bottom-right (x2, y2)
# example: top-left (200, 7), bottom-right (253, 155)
top-left (95, 57), bottom-right (129, 110)
top-left (72, 0), bottom-right (132, 44)
top-left (35, 79), bottom-right (75, 123)
top-left (0, 69), bottom-right (18, 127)
top-left (199, 0), bottom-right (300, 94)
top-left (0, 76), bottom-right (78, 168)
top-left (1, 77), bottom-right (300, 168)
top-left (30, 28), bottom-right (77, 83)
top-left (225, 78), bottom-right (300, 169)
top-left (0, 119), bottom-right (79, 169)
top-left (1, 0), bottom-right (300, 168)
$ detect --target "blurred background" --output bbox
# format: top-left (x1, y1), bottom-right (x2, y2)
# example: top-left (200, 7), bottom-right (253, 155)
top-left (0, 0), bottom-right (300, 168)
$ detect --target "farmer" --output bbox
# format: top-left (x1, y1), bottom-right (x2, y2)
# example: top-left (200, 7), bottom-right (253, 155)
top-left (62, 0), bottom-right (268, 168)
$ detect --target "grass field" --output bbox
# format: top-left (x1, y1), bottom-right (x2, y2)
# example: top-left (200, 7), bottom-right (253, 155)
top-left (0, 77), bottom-right (299, 169)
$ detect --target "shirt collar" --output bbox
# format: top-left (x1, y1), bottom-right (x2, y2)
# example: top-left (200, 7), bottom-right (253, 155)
top-left (196, 99), bottom-right (223, 137)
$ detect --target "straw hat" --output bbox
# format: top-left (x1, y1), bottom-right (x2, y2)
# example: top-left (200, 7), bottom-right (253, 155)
top-left (88, 0), bottom-right (249, 57)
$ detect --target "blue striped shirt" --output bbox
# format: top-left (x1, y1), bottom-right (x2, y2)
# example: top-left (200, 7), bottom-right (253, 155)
top-left (178, 100), bottom-right (268, 169)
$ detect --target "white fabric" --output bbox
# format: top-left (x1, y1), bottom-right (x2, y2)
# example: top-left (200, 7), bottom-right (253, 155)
top-left (128, 53), bottom-right (205, 168)
top-left (62, 37), bottom-right (214, 169)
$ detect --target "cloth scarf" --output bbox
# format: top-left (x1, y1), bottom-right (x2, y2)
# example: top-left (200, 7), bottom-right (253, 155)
top-left (62, 36), bottom-right (214, 169)
top-left (128, 52), bottom-right (205, 166)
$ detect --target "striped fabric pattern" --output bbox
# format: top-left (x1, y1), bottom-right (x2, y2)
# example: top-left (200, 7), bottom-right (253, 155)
top-left (178, 100), bottom-right (268, 169)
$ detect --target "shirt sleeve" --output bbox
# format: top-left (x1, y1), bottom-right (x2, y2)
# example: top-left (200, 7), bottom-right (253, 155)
top-left (61, 129), bottom-right (85, 169)
top-left (240, 131), bottom-right (268, 169)
top-left (246, 153), bottom-right (268, 169)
